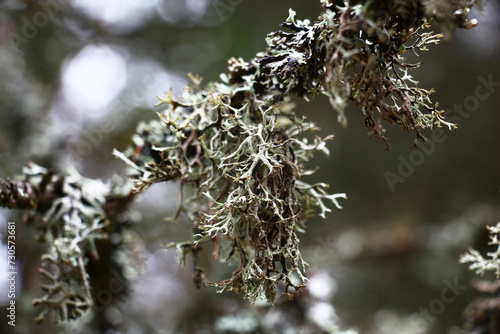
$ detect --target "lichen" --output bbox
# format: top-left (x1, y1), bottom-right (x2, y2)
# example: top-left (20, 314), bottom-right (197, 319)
top-left (116, 75), bottom-right (346, 302)
top-left (1, 163), bottom-right (135, 323)
top-left (116, 0), bottom-right (479, 303)
top-left (460, 223), bottom-right (500, 277)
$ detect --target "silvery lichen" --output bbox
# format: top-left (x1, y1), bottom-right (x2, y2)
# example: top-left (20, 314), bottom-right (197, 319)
top-left (116, 0), bottom-right (480, 303)
top-left (115, 74), bottom-right (347, 302)
top-left (460, 223), bottom-right (500, 332)
top-left (0, 163), bottom-right (134, 323)
top-left (461, 223), bottom-right (500, 277)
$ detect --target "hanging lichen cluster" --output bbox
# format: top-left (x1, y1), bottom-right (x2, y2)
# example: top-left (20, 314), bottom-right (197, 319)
top-left (115, 74), bottom-right (347, 302)
top-left (0, 163), bottom-right (134, 323)
top-left (116, 0), bottom-right (480, 303)
top-left (320, 0), bottom-right (478, 147)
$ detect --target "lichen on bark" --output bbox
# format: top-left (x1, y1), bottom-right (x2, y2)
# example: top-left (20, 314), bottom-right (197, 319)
top-left (115, 0), bottom-right (480, 303)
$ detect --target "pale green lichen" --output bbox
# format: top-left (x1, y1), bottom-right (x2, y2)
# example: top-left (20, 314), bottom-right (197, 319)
top-left (461, 223), bottom-right (500, 277)
top-left (117, 77), bottom-right (346, 302)
top-left (0, 163), bottom-right (134, 323)
top-left (116, 0), bottom-right (480, 303)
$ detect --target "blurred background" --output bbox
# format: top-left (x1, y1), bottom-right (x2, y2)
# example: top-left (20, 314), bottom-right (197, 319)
top-left (0, 0), bottom-right (499, 333)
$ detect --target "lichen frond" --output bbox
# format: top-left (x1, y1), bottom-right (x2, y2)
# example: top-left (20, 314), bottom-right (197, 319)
top-left (461, 223), bottom-right (500, 277)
